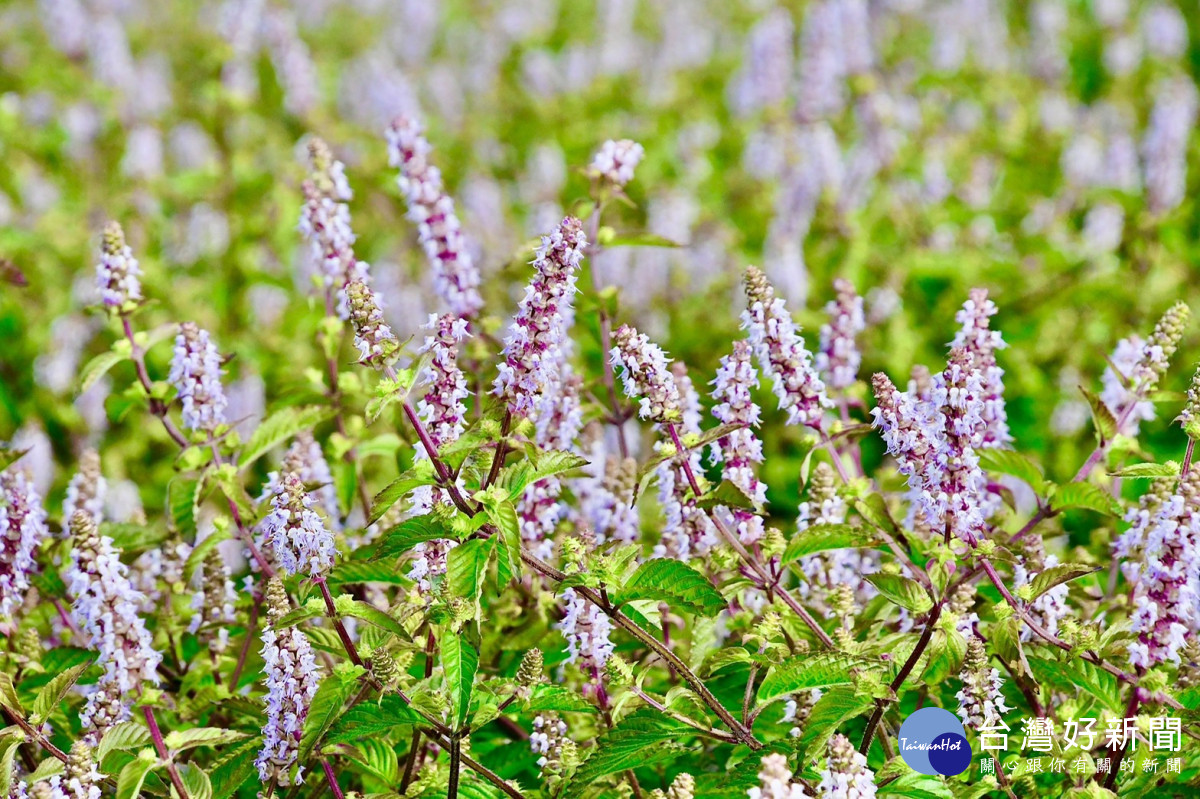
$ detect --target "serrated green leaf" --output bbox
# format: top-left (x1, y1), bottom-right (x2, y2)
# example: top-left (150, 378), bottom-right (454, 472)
top-left (695, 479), bottom-right (760, 511)
top-left (0, 733), bottom-right (23, 796)
top-left (1051, 482), bottom-right (1121, 516)
top-left (441, 634), bottom-right (478, 731)
top-left (919, 628), bottom-right (967, 684)
top-left (345, 737), bottom-right (400, 783)
top-left (1080, 386), bottom-right (1118, 442)
top-left (367, 464), bottom-right (437, 525)
top-left (564, 714), bottom-right (692, 796)
top-left (100, 522), bottom-right (168, 552)
top-left (1028, 563), bottom-right (1100, 600)
top-left (299, 666), bottom-right (362, 761)
top-left (1109, 462), bottom-right (1180, 478)
top-left (486, 501), bottom-right (521, 585)
top-left (336, 599), bottom-right (407, 638)
top-left (167, 476), bottom-right (199, 538)
top-left (274, 602), bottom-right (323, 629)
top-left (208, 738), bottom-right (258, 799)
top-left (782, 523), bottom-right (879, 564)
top-left (30, 662), bottom-right (90, 725)
top-left (325, 695), bottom-right (424, 744)
top-left (1026, 655), bottom-right (1121, 713)
top-left (163, 727), bottom-right (248, 752)
top-left (98, 721), bottom-right (152, 761)
top-left (327, 557), bottom-right (410, 586)
top-left (239, 406), bottom-right (335, 470)
top-left (500, 451), bottom-right (590, 501)
top-left (79, 349), bottom-right (127, 394)
top-left (854, 494), bottom-right (901, 536)
top-left (978, 449), bottom-right (1046, 492)
top-left (757, 653), bottom-right (882, 703)
top-left (115, 753), bottom-right (158, 799)
top-left (865, 573), bottom-right (933, 614)
top-left (0, 447), bottom-right (30, 472)
top-left (527, 684), bottom-right (596, 713)
top-left (0, 674), bottom-right (22, 715)
top-left (178, 763), bottom-right (213, 799)
top-left (447, 538), bottom-right (490, 619)
top-left (370, 515), bottom-right (457, 560)
top-left (616, 559), bottom-right (726, 617)
top-left (796, 685), bottom-right (874, 760)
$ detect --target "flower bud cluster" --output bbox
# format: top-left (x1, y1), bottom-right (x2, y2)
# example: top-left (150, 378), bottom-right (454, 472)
top-left (259, 471), bottom-right (336, 578)
top-left (169, 322), bottom-right (229, 433)
top-left (1, 470), bottom-right (49, 618)
top-left (257, 577), bottom-right (320, 786)
top-left (816, 278), bottom-right (865, 391)
top-left (95, 221), bottom-right (142, 313)
top-left (63, 450), bottom-right (105, 530)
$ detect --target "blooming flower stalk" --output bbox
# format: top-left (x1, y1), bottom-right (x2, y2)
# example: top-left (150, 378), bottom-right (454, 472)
top-left (951, 289), bottom-right (1010, 448)
top-left (1143, 77), bottom-right (1199, 215)
top-left (37, 741), bottom-right (102, 799)
top-left (259, 432), bottom-right (341, 531)
top-left (259, 471), bottom-right (336, 578)
top-left (1, 470), bottom-right (49, 617)
top-left (816, 279), bottom-right (865, 392)
top-left (610, 324), bottom-right (684, 424)
top-left (407, 537), bottom-right (458, 597)
top-left (169, 322), bottom-right (229, 434)
top-left (748, 753), bottom-right (810, 798)
top-left (95, 221), bottom-right (142, 313)
top-left (66, 511), bottom-right (161, 741)
top-left (386, 115), bottom-right (483, 318)
top-left (588, 139), bottom-right (645, 188)
top-left (797, 463), bottom-right (877, 607)
top-left (743, 265), bottom-right (831, 428)
top-left (870, 374), bottom-right (945, 529)
top-left (63, 449), bottom-right (105, 530)
top-left (817, 733), bottom-right (877, 798)
top-left (494, 216), bottom-right (586, 419)
top-left (710, 340), bottom-right (766, 505)
top-left (956, 635), bottom-right (1011, 729)
top-left (189, 548), bottom-right (238, 656)
top-left (578, 444), bottom-right (640, 546)
top-left (656, 364), bottom-right (719, 558)
top-left (345, 278), bottom-right (398, 366)
top-left (298, 138), bottom-right (368, 318)
top-left (928, 348), bottom-right (988, 544)
top-left (559, 587), bottom-right (615, 678)
top-left (257, 577), bottom-right (320, 786)
top-left (412, 313), bottom-right (470, 514)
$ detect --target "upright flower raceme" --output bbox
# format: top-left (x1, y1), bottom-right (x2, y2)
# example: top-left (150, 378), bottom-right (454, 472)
top-left (298, 137), bottom-right (368, 318)
top-left (66, 512), bottom-right (161, 741)
top-left (169, 322), bottom-right (229, 434)
top-left (817, 734), bottom-right (877, 799)
top-left (797, 463), bottom-right (878, 608)
top-left (951, 289), bottom-right (1010, 448)
top-left (189, 548), bottom-right (238, 656)
top-left (816, 279), bottom-right (865, 392)
top-left (257, 577), bottom-right (320, 787)
top-left (1102, 302), bottom-right (1190, 436)
top-left (956, 636), bottom-right (1011, 729)
top-left (258, 432), bottom-right (341, 531)
top-left (610, 324), bottom-right (684, 424)
top-left (412, 313), bottom-right (470, 515)
top-left (710, 340), bottom-right (767, 545)
top-left (259, 471), bottom-right (336, 579)
top-left (559, 587), bottom-right (615, 680)
top-left (655, 364), bottom-right (719, 559)
top-left (1143, 77), bottom-right (1198, 215)
top-left (36, 741), bottom-right (102, 799)
top-left (743, 266), bottom-right (831, 428)
top-left (345, 278), bottom-right (398, 366)
top-left (63, 449), bottom-right (105, 530)
top-left (748, 753), bottom-right (810, 799)
top-left (870, 373), bottom-right (946, 530)
top-left (519, 371), bottom-right (584, 559)
top-left (95, 221), bottom-right (142, 313)
top-left (1116, 470), bottom-right (1200, 669)
top-left (588, 139), bottom-right (645, 188)
top-left (928, 349), bottom-right (989, 544)
top-left (1, 470), bottom-right (49, 617)
top-left (386, 116), bottom-right (482, 318)
top-left (494, 216), bottom-right (587, 419)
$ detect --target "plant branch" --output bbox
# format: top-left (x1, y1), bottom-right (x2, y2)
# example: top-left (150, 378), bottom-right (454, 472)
top-left (143, 705), bottom-right (191, 799)
top-left (860, 599), bottom-right (944, 755)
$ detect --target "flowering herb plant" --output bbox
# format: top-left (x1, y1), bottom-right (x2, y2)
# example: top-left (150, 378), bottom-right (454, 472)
top-left (2, 1), bottom-right (1200, 798)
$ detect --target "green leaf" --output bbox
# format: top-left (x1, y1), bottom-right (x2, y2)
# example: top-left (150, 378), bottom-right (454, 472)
top-left (694, 479), bottom-right (760, 511)
top-left (0, 673), bottom-right (22, 715)
top-left (30, 662), bottom-right (90, 725)
top-left (919, 628), bottom-right (967, 684)
top-left (167, 476), bottom-right (199, 538)
top-left (327, 557), bottom-right (410, 586)
top-left (1026, 656), bottom-right (1121, 713)
top-left (115, 753), bottom-right (158, 799)
top-left (299, 665), bottom-right (363, 761)
top-left (1028, 563), bottom-right (1100, 600)
top-left (615, 559), bottom-right (727, 617)
top-left (325, 695), bottom-right (424, 744)
top-left (500, 451), bottom-right (590, 501)
top-left (1050, 483), bottom-right (1121, 516)
top-left (0, 446), bottom-right (30, 472)
top-left (208, 740), bottom-right (258, 798)
top-left (97, 722), bottom-right (151, 761)
top-left (345, 737), bottom-right (400, 783)
top-left (757, 653), bottom-right (882, 704)
top-left (564, 714), bottom-right (691, 796)
top-left (865, 573), bottom-right (933, 614)
top-left (441, 634), bottom-right (478, 731)
top-left (79, 349), bottom-right (127, 394)
top-left (796, 685), bottom-right (874, 760)
top-left (335, 598), bottom-right (408, 638)
top-left (978, 449), bottom-right (1046, 492)
top-left (1109, 462), bottom-right (1180, 478)
top-left (604, 231), bottom-right (683, 248)
top-left (1079, 386), bottom-right (1118, 442)
top-left (367, 464), bottom-right (436, 525)
top-left (163, 727), bottom-right (248, 752)
top-left (485, 501), bottom-right (522, 585)
top-left (183, 526), bottom-right (232, 581)
top-left (239, 406), bottom-right (335, 470)
top-left (447, 538), bottom-right (491, 620)
top-left (0, 733), bottom-right (23, 797)
top-left (782, 523), bottom-right (879, 564)
top-left (371, 515), bottom-right (457, 560)
top-left (178, 763), bottom-right (214, 799)
top-left (100, 522), bottom-right (168, 552)
top-left (527, 685), bottom-right (597, 714)
top-left (854, 494), bottom-right (901, 536)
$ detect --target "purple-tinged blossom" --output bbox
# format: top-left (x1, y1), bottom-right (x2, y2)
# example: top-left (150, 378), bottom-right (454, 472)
top-left (63, 449), bottom-right (105, 531)
top-left (1102, 303), bottom-right (1189, 436)
top-left (1013, 554), bottom-right (1070, 641)
top-left (795, 0), bottom-right (846, 125)
top-left (407, 538), bottom-right (458, 597)
top-left (1, 471), bottom-right (49, 617)
top-left (1101, 335), bottom-right (1156, 436)
top-left (730, 9), bottom-right (794, 115)
top-left (37, 741), bottom-right (102, 799)
top-left (611, 325), bottom-right (684, 424)
top-left (951, 289), bottom-right (1011, 448)
top-left (928, 349), bottom-right (989, 544)
top-left (589, 139), bottom-right (645, 188)
top-left (260, 472), bottom-right (336, 578)
top-left (298, 138), bottom-right (368, 319)
top-left (578, 444), bottom-right (640, 546)
top-left (656, 365), bottom-right (721, 557)
top-left (257, 578), bottom-right (320, 786)
top-left (710, 340), bottom-right (767, 506)
top-left (817, 733), bottom-right (877, 799)
top-left (345, 279), bottom-right (398, 366)
top-left (870, 374), bottom-right (945, 528)
top-left (494, 216), bottom-right (586, 419)
top-left (743, 266), bottom-right (831, 428)
top-left (189, 548), bottom-right (238, 656)
top-left (386, 116), bottom-right (483, 318)
top-left (412, 314), bottom-right (470, 515)
top-left (66, 512), bottom-right (161, 742)
top-left (748, 753), bottom-right (810, 799)
top-left (816, 279), bottom-right (865, 391)
top-left (559, 587), bottom-right (615, 676)
top-left (95, 221), bottom-right (142, 313)
top-left (520, 371), bottom-right (584, 559)
top-left (956, 636), bottom-right (1010, 729)
top-left (797, 464), bottom-right (878, 607)
top-left (169, 323), bottom-right (228, 433)
top-left (1119, 471), bottom-right (1200, 669)
top-left (1143, 77), bottom-right (1198, 215)
top-left (258, 432), bottom-right (341, 532)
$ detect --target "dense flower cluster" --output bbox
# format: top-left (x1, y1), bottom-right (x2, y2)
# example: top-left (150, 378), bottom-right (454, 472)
top-left (189, 548), bottom-right (238, 655)
top-left (951, 288), bottom-right (1010, 448)
top-left (559, 587), bottom-right (615, 678)
top-left (748, 753), bottom-right (809, 799)
top-left (816, 278), bottom-right (864, 392)
top-left (259, 471), bottom-right (336, 578)
top-left (412, 313), bottom-right (470, 514)
top-left (95, 221), bottom-right (142, 312)
top-left (386, 116), bottom-right (482, 319)
top-left (298, 137), bottom-right (368, 318)
top-left (817, 733), bottom-right (877, 799)
top-left (0, 470), bottom-right (49, 617)
top-left (611, 324), bottom-right (684, 424)
top-left (62, 449), bottom-right (104, 529)
top-left (169, 322), bottom-right (229, 433)
top-left (589, 139), bottom-right (645, 187)
top-left (656, 364), bottom-right (720, 558)
top-left (258, 432), bottom-right (341, 531)
top-left (957, 635), bottom-right (1011, 729)
top-left (345, 278), bottom-right (398, 366)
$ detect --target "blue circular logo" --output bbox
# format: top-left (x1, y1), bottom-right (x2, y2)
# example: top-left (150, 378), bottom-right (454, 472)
top-left (897, 707), bottom-right (972, 776)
